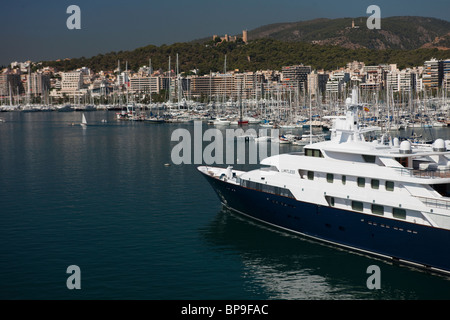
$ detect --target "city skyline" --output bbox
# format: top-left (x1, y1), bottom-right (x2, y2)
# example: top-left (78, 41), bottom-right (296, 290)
top-left (1, 0), bottom-right (450, 67)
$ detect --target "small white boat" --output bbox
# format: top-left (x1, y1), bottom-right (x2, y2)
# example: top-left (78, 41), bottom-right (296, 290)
top-left (292, 133), bottom-right (326, 145)
top-left (433, 121), bottom-right (447, 127)
top-left (278, 135), bottom-right (291, 144)
top-left (255, 136), bottom-right (272, 142)
top-left (213, 118), bottom-right (231, 125)
top-left (80, 113), bottom-right (87, 127)
top-left (246, 117), bottom-right (261, 124)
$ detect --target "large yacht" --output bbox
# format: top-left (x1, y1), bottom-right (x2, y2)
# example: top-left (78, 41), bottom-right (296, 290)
top-left (198, 89), bottom-right (450, 275)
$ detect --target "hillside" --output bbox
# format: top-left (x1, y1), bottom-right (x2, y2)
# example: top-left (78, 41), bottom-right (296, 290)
top-left (246, 16), bottom-right (450, 50)
top-left (41, 38), bottom-right (450, 75)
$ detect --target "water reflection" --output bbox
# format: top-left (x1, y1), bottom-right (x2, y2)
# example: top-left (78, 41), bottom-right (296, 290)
top-left (202, 207), bottom-right (450, 300)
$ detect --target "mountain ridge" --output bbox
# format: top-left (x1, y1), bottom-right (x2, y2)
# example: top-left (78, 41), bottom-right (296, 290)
top-left (198, 16), bottom-right (450, 51)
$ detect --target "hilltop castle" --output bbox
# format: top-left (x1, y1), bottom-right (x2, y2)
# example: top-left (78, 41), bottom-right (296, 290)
top-left (213, 30), bottom-right (248, 44)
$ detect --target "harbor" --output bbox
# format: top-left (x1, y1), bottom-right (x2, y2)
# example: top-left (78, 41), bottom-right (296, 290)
top-left (1, 109), bottom-right (450, 299)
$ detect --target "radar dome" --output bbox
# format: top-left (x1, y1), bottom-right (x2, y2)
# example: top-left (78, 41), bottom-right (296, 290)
top-left (433, 139), bottom-right (446, 152)
top-left (399, 140), bottom-right (412, 154)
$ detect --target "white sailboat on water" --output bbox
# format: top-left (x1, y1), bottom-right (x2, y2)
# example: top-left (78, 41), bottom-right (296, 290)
top-left (80, 113), bottom-right (87, 127)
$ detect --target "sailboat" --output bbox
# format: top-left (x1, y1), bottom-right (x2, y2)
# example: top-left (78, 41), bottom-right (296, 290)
top-left (80, 113), bottom-right (87, 127)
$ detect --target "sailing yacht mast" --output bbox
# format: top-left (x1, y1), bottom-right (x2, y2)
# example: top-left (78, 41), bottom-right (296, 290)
top-left (168, 56), bottom-right (172, 104)
top-left (176, 53), bottom-right (182, 109)
top-left (309, 91), bottom-right (312, 145)
top-left (149, 58), bottom-right (153, 105)
top-left (224, 55), bottom-right (227, 110)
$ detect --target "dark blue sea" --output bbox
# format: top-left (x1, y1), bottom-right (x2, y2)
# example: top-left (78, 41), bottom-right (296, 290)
top-left (1, 110), bottom-right (450, 300)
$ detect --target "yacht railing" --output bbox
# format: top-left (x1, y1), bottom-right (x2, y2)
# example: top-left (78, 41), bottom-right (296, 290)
top-left (414, 196), bottom-right (450, 210)
top-left (393, 166), bottom-right (450, 179)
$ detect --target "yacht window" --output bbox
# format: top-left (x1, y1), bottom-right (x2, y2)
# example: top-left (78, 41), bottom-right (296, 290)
top-left (362, 155), bottom-right (376, 163)
top-left (352, 201), bottom-right (364, 212)
top-left (385, 181), bottom-right (394, 191)
top-left (326, 196), bottom-right (335, 207)
top-left (371, 204), bottom-right (384, 215)
top-left (304, 148), bottom-right (323, 158)
top-left (371, 179), bottom-right (379, 189)
top-left (307, 171), bottom-right (314, 180)
top-left (392, 208), bottom-right (406, 219)
top-left (395, 157), bottom-right (409, 168)
top-left (342, 175), bottom-right (346, 185)
top-left (357, 177), bottom-right (365, 187)
top-left (298, 169), bottom-right (307, 179)
top-left (430, 183), bottom-right (450, 197)
top-left (327, 173), bottom-right (334, 183)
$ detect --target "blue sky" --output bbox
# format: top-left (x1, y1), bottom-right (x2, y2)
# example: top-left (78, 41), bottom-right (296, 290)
top-left (1, 0), bottom-right (449, 66)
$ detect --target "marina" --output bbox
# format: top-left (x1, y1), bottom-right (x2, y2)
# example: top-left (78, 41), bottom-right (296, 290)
top-left (1, 85), bottom-right (449, 145)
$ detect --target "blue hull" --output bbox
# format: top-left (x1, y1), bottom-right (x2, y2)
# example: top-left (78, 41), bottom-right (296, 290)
top-left (201, 171), bottom-right (450, 275)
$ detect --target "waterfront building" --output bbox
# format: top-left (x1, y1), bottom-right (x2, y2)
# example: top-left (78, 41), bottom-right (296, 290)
top-left (307, 71), bottom-right (329, 96)
top-left (386, 71), bottom-right (399, 92)
top-left (60, 71), bottom-right (83, 95)
top-left (0, 72), bottom-right (23, 97)
top-left (325, 72), bottom-right (350, 97)
top-left (189, 72), bottom-right (261, 100)
top-left (423, 58), bottom-right (443, 89)
top-left (129, 76), bottom-right (161, 94)
top-left (415, 78), bottom-right (424, 92)
top-left (384, 68), bottom-right (416, 93)
top-left (398, 69), bottom-right (416, 93)
top-left (26, 72), bottom-right (50, 96)
top-left (281, 65), bottom-right (312, 92)
top-left (117, 71), bottom-right (130, 87)
top-left (233, 72), bottom-right (264, 100)
top-left (443, 59), bottom-right (450, 88)
top-left (363, 65), bottom-right (388, 90)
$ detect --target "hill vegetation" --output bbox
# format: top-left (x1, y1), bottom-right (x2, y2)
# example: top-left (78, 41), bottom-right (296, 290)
top-left (42, 38), bottom-right (450, 75)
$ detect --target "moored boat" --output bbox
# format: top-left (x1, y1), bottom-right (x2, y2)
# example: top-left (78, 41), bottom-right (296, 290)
top-left (198, 88), bottom-right (450, 275)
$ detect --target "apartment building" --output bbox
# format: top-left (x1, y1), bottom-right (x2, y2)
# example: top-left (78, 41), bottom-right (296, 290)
top-left (26, 72), bottom-right (50, 96)
top-left (423, 58), bottom-right (443, 89)
top-left (281, 65), bottom-right (311, 92)
top-left (0, 72), bottom-right (23, 96)
top-left (129, 76), bottom-right (161, 94)
top-left (60, 71), bottom-right (83, 95)
top-left (307, 71), bottom-right (329, 96)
